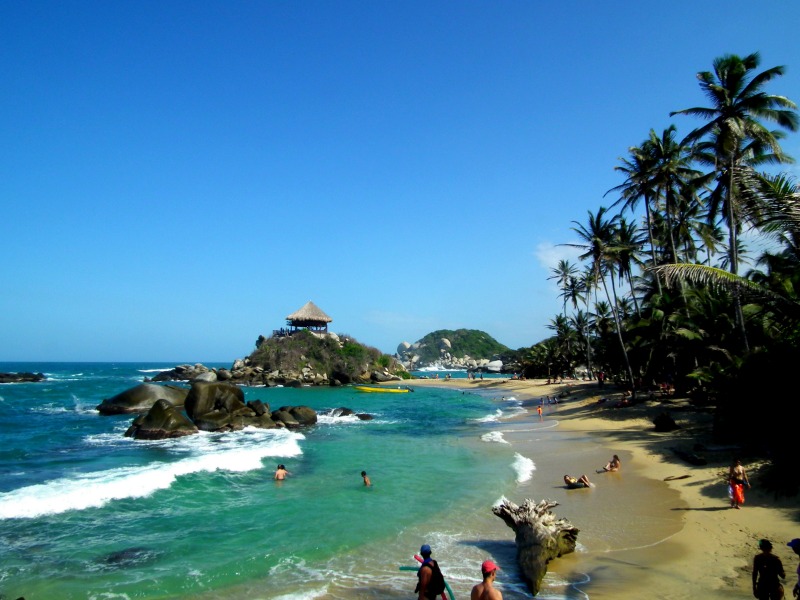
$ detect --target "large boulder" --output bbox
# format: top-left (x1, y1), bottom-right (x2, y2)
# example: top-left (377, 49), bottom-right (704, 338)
top-left (286, 405), bottom-right (317, 426)
top-left (184, 382), bottom-right (246, 421)
top-left (124, 399), bottom-right (198, 440)
top-left (97, 383), bottom-right (189, 415)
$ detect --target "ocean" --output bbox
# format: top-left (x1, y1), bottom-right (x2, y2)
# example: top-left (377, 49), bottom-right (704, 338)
top-left (0, 363), bottom-right (682, 600)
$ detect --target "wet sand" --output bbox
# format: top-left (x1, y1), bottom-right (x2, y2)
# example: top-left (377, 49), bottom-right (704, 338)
top-left (408, 376), bottom-right (800, 599)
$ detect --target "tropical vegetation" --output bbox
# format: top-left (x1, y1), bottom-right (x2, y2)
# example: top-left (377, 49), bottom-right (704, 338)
top-left (517, 52), bottom-right (798, 491)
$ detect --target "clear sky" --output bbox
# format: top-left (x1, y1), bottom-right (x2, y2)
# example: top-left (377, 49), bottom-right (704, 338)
top-left (2, 2), bottom-right (799, 362)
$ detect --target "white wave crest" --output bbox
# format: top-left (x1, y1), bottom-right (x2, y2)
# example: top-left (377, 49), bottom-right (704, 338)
top-left (0, 429), bottom-right (304, 520)
top-left (512, 452), bottom-right (536, 483)
top-left (473, 409), bottom-right (503, 423)
top-left (480, 431), bottom-right (508, 444)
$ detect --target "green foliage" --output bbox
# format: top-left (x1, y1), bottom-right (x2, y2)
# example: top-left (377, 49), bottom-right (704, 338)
top-left (247, 331), bottom-right (408, 382)
top-left (412, 329), bottom-right (509, 364)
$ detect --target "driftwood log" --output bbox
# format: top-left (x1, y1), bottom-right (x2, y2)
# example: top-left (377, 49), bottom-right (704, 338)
top-left (492, 498), bottom-right (579, 596)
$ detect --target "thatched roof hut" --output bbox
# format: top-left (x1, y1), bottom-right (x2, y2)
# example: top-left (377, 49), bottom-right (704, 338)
top-left (286, 301), bottom-right (333, 333)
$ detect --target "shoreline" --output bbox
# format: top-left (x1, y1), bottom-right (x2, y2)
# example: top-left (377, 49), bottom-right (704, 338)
top-left (406, 376), bottom-right (800, 598)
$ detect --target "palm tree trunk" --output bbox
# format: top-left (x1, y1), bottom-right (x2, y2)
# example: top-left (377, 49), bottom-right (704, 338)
top-left (727, 159), bottom-right (750, 353)
top-left (599, 266), bottom-right (636, 391)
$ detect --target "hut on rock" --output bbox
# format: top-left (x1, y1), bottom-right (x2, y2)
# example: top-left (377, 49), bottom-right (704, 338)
top-left (285, 301), bottom-right (333, 334)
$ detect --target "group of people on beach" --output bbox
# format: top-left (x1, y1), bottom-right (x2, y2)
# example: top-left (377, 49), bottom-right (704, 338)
top-left (415, 544), bottom-right (502, 600)
top-left (752, 537), bottom-right (800, 600)
top-left (564, 454), bottom-right (621, 489)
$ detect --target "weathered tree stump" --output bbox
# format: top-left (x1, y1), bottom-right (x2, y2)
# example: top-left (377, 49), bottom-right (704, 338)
top-left (492, 498), bottom-right (579, 596)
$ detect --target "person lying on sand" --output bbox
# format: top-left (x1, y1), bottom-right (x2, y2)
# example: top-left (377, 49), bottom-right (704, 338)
top-left (564, 474), bottom-right (592, 489)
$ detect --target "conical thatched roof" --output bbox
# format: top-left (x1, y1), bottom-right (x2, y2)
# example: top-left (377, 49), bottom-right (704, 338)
top-left (286, 301), bottom-right (333, 323)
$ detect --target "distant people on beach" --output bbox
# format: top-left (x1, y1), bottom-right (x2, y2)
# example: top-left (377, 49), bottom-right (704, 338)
top-left (599, 454), bottom-right (621, 472)
top-left (728, 458), bottom-right (750, 509)
top-left (753, 539), bottom-right (785, 600)
top-left (274, 464), bottom-right (289, 480)
top-left (564, 474), bottom-right (592, 489)
top-left (471, 559), bottom-right (502, 600)
top-left (788, 538), bottom-right (800, 598)
top-left (361, 470), bottom-right (371, 486)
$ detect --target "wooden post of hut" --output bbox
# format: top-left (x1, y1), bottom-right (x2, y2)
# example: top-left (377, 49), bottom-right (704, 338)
top-left (285, 301), bottom-right (333, 335)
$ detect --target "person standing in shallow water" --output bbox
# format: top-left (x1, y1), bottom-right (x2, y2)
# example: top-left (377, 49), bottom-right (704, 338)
top-left (753, 539), bottom-right (785, 600)
top-left (274, 464), bottom-right (289, 480)
top-left (361, 471), bottom-right (371, 486)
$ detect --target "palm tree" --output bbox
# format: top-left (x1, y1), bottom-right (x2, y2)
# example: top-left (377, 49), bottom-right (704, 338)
top-left (671, 52), bottom-right (799, 350)
top-left (549, 259), bottom-right (578, 317)
top-left (614, 216), bottom-right (646, 317)
top-left (566, 208), bottom-right (636, 388)
top-left (609, 142), bottom-right (663, 295)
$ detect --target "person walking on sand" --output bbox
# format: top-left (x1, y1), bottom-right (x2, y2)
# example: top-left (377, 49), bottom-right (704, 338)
top-left (729, 458), bottom-right (750, 509)
top-left (274, 464), bottom-right (289, 480)
top-left (471, 559), bottom-right (502, 600)
top-left (361, 470), bottom-right (371, 486)
top-left (537, 405), bottom-right (543, 421)
top-left (753, 539), bottom-right (785, 600)
top-left (788, 538), bottom-right (800, 598)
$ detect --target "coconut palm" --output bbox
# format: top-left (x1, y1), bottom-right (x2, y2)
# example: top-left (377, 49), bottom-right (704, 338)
top-left (609, 142), bottom-right (663, 294)
top-left (566, 208), bottom-right (636, 388)
top-left (549, 259), bottom-right (578, 317)
top-left (671, 52), bottom-right (798, 350)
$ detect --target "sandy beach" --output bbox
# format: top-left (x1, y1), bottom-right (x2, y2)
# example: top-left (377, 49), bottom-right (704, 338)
top-left (407, 376), bottom-right (800, 599)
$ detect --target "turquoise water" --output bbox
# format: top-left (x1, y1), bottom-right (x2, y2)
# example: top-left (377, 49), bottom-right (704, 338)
top-left (0, 363), bottom-right (528, 599)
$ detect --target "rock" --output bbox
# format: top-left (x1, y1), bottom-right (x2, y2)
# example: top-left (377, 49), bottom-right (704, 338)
top-left (492, 498), bottom-right (579, 596)
top-left (653, 411), bottom-right (680, 432)
top-left (247, 400), bottom-right (269, 416)
top-left (184, 382), bottom-right (246, 426)
top-left (124, 399), bottom-right (198, 440)
top-left (97, 383), bottom-right (189, 415)
top-left (272, 409), bottom-right (299, 428)
top-left (485, 360), bottom-right (503, 372)
top-left (356, 413), bottom-right (373, 420)
top-left (287, 405), bottom-right (317, 426)
top-left (0, 372), bottom-right (45, 383)
top-left (193, 371), bottom-right (218, 383)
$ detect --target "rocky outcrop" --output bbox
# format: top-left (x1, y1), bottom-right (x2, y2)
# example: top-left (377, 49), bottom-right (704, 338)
top-left (124, 399), bottom-right (198, 439)
top-left (492, 498), bottom-right (579, 596)
top-left (122, 381), bottom-right (325, 440)
top-left (0, 372), bottom-right (46, 383)
top-left (96, 383), bottom-right (190, 415)
top-left (396, 340), bottom-right (505, 372)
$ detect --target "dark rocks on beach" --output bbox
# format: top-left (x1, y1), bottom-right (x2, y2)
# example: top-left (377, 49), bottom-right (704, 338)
top-left (96, 383), bottom-right (189, 415)
top-left (0, 372), bottom-right (46, 383)
top-left (653, 411), bottom-right (680, 432)
top-left (493, 498), bottom-right (579, 596)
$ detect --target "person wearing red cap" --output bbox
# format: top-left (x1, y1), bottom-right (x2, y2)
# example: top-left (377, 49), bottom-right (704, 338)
top-left (471, 559), bottom-right (502, 600)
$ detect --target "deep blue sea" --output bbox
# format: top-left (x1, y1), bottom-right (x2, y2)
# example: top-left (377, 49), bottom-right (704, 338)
top-left (0, 363), bottom-right (548, 600)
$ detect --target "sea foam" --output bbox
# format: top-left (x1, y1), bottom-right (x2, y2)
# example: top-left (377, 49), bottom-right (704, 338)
top-left (512, 452), bottom-right (536, 483)
top-left (0, 429), bottom-right (304, 520)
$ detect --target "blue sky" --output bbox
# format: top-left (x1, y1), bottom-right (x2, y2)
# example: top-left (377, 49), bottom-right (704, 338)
top-left (2, 2), bottom-right (799, 362)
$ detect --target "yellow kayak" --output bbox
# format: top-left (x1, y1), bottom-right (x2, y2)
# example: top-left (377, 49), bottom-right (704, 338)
top-left (353, 385), bottom-right (413, 393)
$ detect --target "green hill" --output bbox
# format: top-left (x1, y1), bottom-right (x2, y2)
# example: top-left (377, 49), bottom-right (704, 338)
top-left (409, 329), bottom-right (510, 364)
